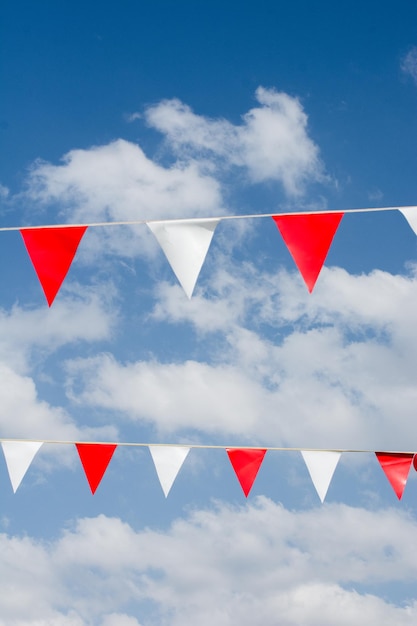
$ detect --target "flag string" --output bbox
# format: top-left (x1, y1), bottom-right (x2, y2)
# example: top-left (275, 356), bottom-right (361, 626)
top-left (0, 437), bottom-right (414, 455)
top-left (1, 204), bottom-right (416, 232)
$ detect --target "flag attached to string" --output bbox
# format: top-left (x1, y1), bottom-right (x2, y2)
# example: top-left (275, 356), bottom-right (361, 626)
top-left (20, 226), bottom-right (88, 306)
top-left (149, 445), bottom-right (190, 497)
top-left (75, 443), bottom-right (117, 494)
top-left (376, 452), bottom-right (414, 500)
top-left (147, 219), bottom-right (219, 298)
top-left (1, 441), bottom-right (43, 493)
top-left (272, 213), bottom-right (343, 292)
top-left (301, 450), bottom-right (341, 503)
top-left (399, 207), bottom-right (417, 236)
top-left (227, 448), bottom-right (267, 497)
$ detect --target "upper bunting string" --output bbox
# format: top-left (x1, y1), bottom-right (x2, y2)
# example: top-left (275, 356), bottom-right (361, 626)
top-left (8, 204), bottom-right (417, 304)
top-left (2, 204), bottom-right (416, 232)
top-left (0, 437), bottom-right (415, 454)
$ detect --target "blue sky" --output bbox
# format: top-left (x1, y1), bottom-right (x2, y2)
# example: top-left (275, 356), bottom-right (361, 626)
top-left (1, 1), bottom-right (417, 624)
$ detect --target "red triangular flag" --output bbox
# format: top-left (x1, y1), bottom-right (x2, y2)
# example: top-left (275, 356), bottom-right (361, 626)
top-left (21, 226), bottom-right (88, 306)
top-left (75, 443), bottom-right (117, 494)
top-left (376, 452), bottom-right (414, 500)
top-left (227, 448), bottom-right (267, 497)
top-left (272, 213), bottom-right (344, 292)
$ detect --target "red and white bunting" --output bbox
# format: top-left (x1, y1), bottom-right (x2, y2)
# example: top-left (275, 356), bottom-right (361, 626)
top-left (20, 226), bottom-right (88, 306)
top-left (272, 213), bottom-right (344, 292)
top-left (1, 441), bottom-right (43, 493)
top-left (147, 219), bottom-right (219, 298)
top-left (75, 443), bottom-right (117, 494)
top-left (376, 452), bottom-right (414, 500)
top-left (149, 445), bottom-right (190, 497)
top-left (226, 448), bottom-right (267, 497)
top-left (301, 450), bottom-right (341, 503)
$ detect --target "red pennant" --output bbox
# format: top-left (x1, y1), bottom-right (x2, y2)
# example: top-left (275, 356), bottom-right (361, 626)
top-left (376, 452), bottom-right (414, 500)
top-left (20, 226), bottom-right (88, 306)
top-left (272, 213), bottom-right (344, 292)
top-left (75, 443), bottom-right (117, 494)
top-left (227, 448), bottom-right (267, 497)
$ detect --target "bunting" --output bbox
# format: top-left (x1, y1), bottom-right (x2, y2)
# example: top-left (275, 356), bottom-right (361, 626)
top-left (272, 213), bottom-right (344, 292)
top-left (375, 452), bottom-right (414, 500)
top-left (2, 206), bottom-right (413, 305)
top-left (149, 445), bottom-right (190, 497)
top-left (75, 443), bottom-right (117, 494)
top-left (0, 440), bottom-right (414, 502)
top-left (226, 448), bottom-right (267, 497)
top-left (20, 226), bottom-right (87, 306)
top-left (1, 441), bottom-right (43, 493)
top-left (147, 219), bottom-right (219, 298)
top-left (301, 450), bottom-right (341, 503)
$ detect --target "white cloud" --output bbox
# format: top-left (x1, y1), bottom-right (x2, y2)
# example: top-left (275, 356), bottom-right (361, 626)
top-left (0, 501), bottom-right (417, 625)
top-left (0, 278), bottom-right (118, 437)
top-left (22, 138), bottom-right (225, 262)
top-left (100, 614), bottom-right (143, 626)
top-left (65, 355), bottom-right (269, 437)
top-left (0, 288), bottom-right (116, 373)
top-left (23, 88), bottom-right (325, 246)
top-left (63, 261), bottom-right (417, 449)
top-left (26, 139), bottom-right (223, 224)
top-left (145, 87), bottom-right (325, 195)
top-left (0, 362), bottom-right (118, 474)
top-left (401, 47), bottom-right (417, 85)
top-left (0, 287), bottom-right (119, 463)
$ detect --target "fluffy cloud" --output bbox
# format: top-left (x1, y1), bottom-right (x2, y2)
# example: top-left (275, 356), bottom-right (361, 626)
top-left (0, 286), bottom-right (119, 456)
top-left (0, 361), bottom-right (118, 448)
top-left (1, 500), bottom-right (417, 625)
top-left (22, 87), bottom-right (324, 250)
top-left (22, 137), bottom-right (225, 261)
top-left (145, 87), bottom-right (325, 195)
top-left (63, 261), bottom-right (417, 449)
top-left (26, 139), bottom-right (223, 224)
top-left (0, 288), bottom-right (116, 373)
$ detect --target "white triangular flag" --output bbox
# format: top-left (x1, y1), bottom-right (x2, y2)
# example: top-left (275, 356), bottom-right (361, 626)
top-left (147, 219), bottom-right (219, 298)
top-left (399, 207), bottom-right (417, 236)
top-left (301, 450), bottom-right (341, 503)
top-left (2, 441), bottom-right (43, 493)
top-left (149, 445), bottom-right (190, 497)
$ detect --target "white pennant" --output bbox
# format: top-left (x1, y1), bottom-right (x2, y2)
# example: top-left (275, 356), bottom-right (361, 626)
top-left (2, 441), bottom-right (43, 493)
top-left (399, 207), bottom-right (417, 236)
top-left (301, 450), bottom-right (341, 503)
top-left (147, 219), bottom-right (219, 298)
top-left (149, 445), bottom-right (190, 497)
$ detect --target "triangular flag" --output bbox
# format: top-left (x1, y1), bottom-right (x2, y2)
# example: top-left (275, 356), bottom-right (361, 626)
top-left (147, 219), bottom-right (219, 298)
top-left (75, 443), bottom-right (117, 494)
top-left (1, 441), bottom-right (43, 493)
top-left (272, 212), bottom-right (344, 292)
top-left (399, 207), bottom-right (417, 236)
top-left (149, 445), bottom-right (190, 497)
top-left (376, 452), bottom-right (414, 500)
top-left (301, 450), bottom-right (341, 503)
top-left (226, 448), bottom-right (267, 497)
top-left (21, 226), bottom-right (88, 306)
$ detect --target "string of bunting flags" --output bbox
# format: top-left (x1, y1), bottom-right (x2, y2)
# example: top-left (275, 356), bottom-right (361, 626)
top-left (4, 204), bottom-right (416, 305)
top-left (4, 206), bottom-right (417, 506)
top-left (1, 439), bottom-right (417, 503)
